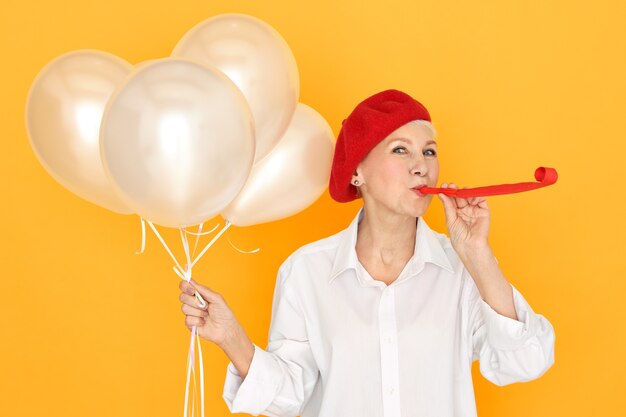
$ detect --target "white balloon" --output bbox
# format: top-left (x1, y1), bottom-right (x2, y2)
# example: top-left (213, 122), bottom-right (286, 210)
top-left (222, 103), bottom-right (334, 226)
top-left (172, 13), bottom-right (299, 164)
top-left (100, 58), bottom-right (256, 228)
top-left (25, 49), bottom-right (134, 214)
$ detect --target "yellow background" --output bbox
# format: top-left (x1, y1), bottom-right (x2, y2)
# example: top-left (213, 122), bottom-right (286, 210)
top-left (1, 0), bottom-right (624, 416)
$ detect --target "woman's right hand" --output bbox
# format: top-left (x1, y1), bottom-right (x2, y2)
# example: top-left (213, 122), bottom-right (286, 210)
top-left (179, 279), bottom-right (240, 347)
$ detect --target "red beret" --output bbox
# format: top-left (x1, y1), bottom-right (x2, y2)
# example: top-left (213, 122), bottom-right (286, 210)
top-left (329, 89), bottom-right (432, 203)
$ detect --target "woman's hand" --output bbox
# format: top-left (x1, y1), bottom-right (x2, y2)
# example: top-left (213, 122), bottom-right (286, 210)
top-left (437, 182), bottom-right (490, 252)
top-left (179, 279), bottom-right (241, 348)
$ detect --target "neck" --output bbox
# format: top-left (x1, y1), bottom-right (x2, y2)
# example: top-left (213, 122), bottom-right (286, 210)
top-left (356, 205), bottom-right (417, 266)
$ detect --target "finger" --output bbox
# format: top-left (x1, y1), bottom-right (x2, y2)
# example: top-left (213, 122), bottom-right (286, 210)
top-left (450, 183), bottom-right (468, 208)
top-left (437, 184), bottom-right (456, 220)
top-left (182, 303), bottom-right (209, 318)
top-left (189, 279), bottom-right (223, 304)
top-left (185, 316), bottom-right (205, 329)
top-left (179, 280), bottom-right (196, 295)
top-left (472, 196), bottom-right (485, 206)
top-left (179, 292), bottom-right (208, 310)
top-left (439, 183), bottom-right (451, 200)
top-left (464, 187), bottom-right (478, 205)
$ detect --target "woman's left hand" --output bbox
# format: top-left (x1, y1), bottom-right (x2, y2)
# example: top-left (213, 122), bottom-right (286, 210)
top-left (437, 183), bottom-right (490, 251)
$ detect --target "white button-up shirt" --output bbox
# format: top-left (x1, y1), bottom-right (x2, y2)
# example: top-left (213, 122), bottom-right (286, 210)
top-left (223, 206), bottom-right (555, 417)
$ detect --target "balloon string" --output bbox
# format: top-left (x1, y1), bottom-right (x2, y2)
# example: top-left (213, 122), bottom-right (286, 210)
top-left (191, 364), bottom-right (196, 417)
top-left (135, 216), bottom-right (146, 254)
top-left (145, 219), bottom-right (185, 273)
top-left (197, 327), bottom-right (205, 417)
top-left (226, 236), bottom-right (261, 254)
top-left (134, 218), bottom-right (243, 417)
top-left (190, 221), bottom-right (232, 269)
top-left (139, 220), bottom-right (217, 417)
top-left (419, 166), bottom-right (558, 197)
top-left (176, 227), bottom-right (206, 308)
top-left (184, 222), bottom-right (220, 236)
top-left (184, 326), bottom-right (196, 417)
top-left (180, 228), bottom-right (192, 276)
top-left (191, 222), bottom-right (204, 259)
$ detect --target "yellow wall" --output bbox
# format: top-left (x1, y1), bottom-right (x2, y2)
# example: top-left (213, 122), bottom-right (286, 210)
top-left (2, 0), bottom-right (624, 416)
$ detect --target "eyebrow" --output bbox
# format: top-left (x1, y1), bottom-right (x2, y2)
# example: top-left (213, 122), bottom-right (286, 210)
top-left (388, 137), bottom-right (437, 146)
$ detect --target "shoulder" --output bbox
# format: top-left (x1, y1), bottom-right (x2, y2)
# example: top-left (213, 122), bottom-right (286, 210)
top-left (276, 228), bottom-right (346, 285)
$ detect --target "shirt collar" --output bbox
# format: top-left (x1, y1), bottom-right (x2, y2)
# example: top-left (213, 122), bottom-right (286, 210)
top-left (328, 206), bottom-right (455, 284)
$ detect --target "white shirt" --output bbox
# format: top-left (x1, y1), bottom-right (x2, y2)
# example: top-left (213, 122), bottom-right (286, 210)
top-left (222, 206), bottom-right (555, 417)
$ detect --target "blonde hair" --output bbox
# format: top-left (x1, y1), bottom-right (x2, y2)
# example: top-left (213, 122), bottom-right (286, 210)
top-left (354, 119), bottom-right (437, 198)
top-left (407, 119), bottom-right (437, 139)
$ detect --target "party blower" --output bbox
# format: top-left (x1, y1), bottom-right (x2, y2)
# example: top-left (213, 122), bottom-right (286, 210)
top-left (417, 167), bottom-right (558, 197)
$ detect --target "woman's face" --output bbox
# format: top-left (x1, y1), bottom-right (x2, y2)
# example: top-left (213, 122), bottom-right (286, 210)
top-left (353, 121), bottom-right (439, 217)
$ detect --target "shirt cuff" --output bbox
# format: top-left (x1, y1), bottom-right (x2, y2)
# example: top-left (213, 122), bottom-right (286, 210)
top-left (222, 343), bottom-right (281, 415)
top-left (479, 283), bottom-right (537, 350)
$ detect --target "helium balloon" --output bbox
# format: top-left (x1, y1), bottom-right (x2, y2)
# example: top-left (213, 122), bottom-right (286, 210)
top-left (100, 57), bottom-right (255, 228)
top-left (172, 13), bottom-right (299, 164)
top-left (25, 49), bottom-right (134, 214)
top-left (221, 103), bottom-right (334, 226)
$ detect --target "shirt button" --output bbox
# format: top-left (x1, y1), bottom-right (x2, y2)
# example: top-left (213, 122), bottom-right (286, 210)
top-left (386, 336), bottom-right (392, 344)
top-left (388, 387), bottom-right (395, 395)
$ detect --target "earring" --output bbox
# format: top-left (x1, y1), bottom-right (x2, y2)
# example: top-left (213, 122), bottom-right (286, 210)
top-left (354, 180), bottom-right (359, 185)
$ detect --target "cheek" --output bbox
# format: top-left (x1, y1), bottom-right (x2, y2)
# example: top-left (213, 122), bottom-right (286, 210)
top-left (369, 161), bottom-right (406, 186)
top-left (429, 162), bottom-right (439, 179)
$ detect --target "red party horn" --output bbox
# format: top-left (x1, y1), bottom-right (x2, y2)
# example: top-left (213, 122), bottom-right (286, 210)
top-left (419, 167), bottom-right (558, 197)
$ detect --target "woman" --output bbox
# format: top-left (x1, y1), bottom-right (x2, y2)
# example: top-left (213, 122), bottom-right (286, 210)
top-left (179, 89), bottom-right (555, 417)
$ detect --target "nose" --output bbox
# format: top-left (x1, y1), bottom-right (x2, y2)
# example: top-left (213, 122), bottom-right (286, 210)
top-left (410, 160), bottom-right (427, 176)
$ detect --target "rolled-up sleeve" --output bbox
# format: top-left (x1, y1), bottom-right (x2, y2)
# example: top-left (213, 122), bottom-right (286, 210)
top-left (465, 273), bottom-right (556, 386)
top-left (222, 262), bottom-right (319, 416)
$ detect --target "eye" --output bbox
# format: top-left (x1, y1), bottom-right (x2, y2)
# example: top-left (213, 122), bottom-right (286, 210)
top-left (392, 146), bottom-right (437, 156)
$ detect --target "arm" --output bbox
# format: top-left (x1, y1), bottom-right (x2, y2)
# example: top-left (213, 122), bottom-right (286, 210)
top-left (462, 256), bottom-right (556, 386)
top-left (437, 183), bottom-right (555, 385)
top-left (219, 323), bottom-right (255, 379)
top-left (457, 244), bottom-right (518, 321)
top-left (221, 263), bottom-right (320, 417)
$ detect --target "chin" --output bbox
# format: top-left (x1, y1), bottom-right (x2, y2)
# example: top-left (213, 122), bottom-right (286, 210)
top-left (410, 200), bottom-right (431, 217)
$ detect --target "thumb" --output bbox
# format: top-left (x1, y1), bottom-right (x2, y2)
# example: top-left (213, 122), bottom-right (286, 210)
top-left (189, 279), bottom-right (222, 304)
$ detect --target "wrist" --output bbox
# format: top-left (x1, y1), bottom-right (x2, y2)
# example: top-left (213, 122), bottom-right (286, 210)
top-left (219, 322), bottom-right (250, 352)
top-left (219, 323), bottom-right (255, 378)
top-left (455, 240), bottom-right (491, 259)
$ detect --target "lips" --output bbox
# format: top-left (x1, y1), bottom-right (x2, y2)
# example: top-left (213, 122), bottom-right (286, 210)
top-left (411, 185), bottom-right (427, 196)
